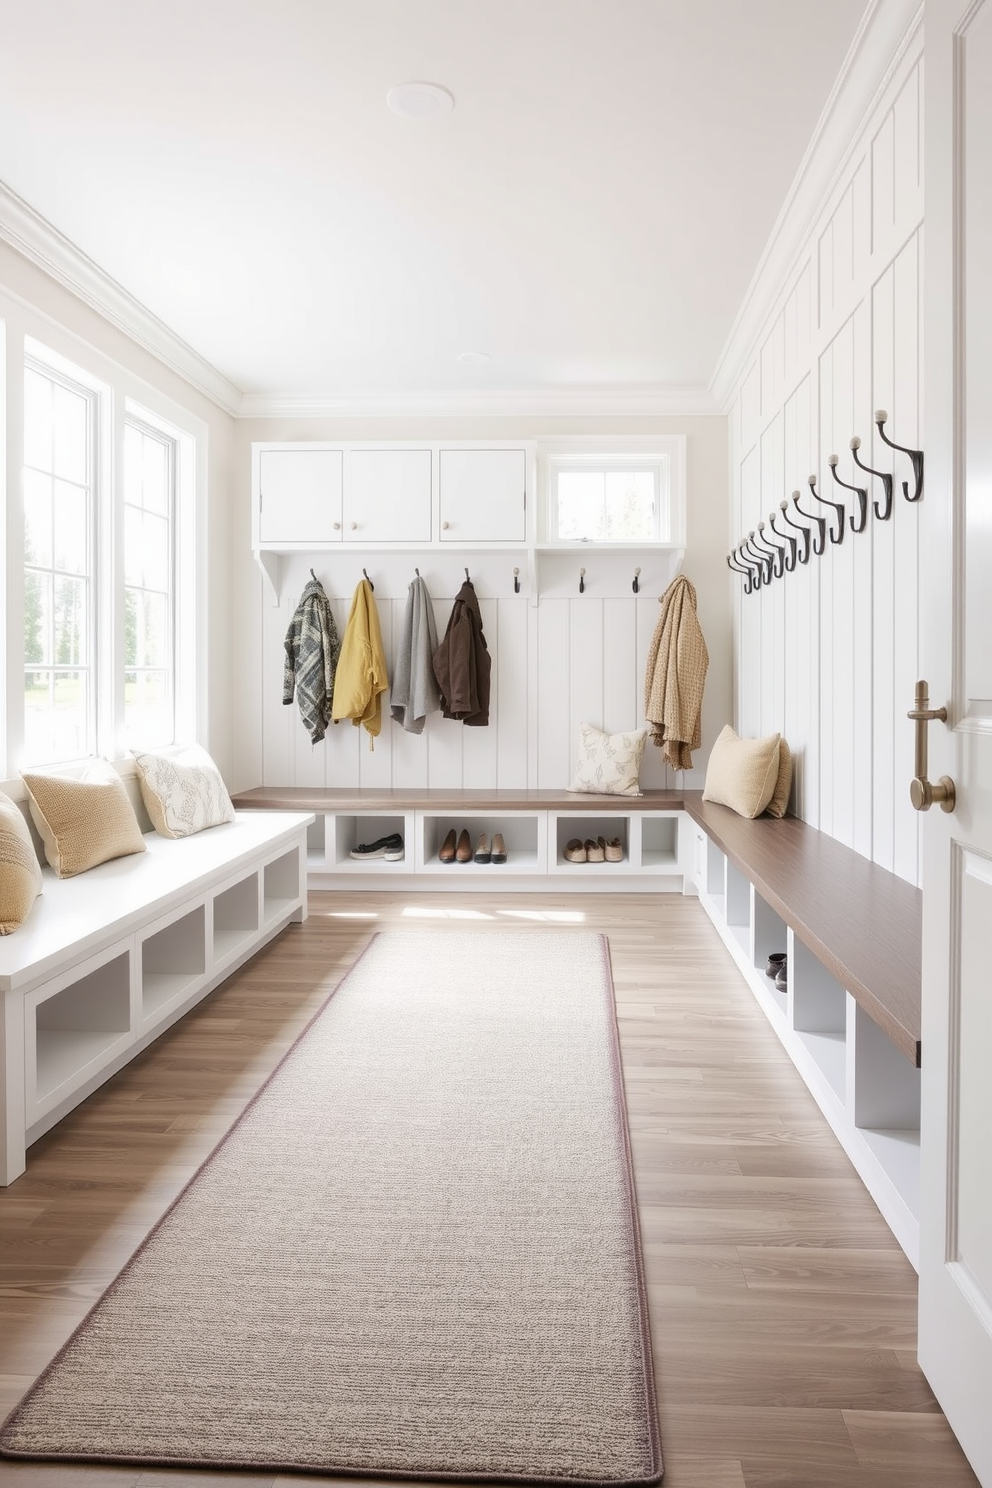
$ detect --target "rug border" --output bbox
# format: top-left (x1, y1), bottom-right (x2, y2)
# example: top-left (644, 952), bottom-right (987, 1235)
top-left (0, 929), bottom-right (664, 1487)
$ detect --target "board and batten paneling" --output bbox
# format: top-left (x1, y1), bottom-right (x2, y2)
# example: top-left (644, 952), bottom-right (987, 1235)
top-left (263, 551), bottom-right (683, 795)
top-left (728, 31), bottom-right (924, 886)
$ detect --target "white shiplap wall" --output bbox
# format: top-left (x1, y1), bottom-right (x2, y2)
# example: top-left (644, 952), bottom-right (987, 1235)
top-left (261, 549), bottom-right (689, 794)
top-left (729, 27), bottom-right (924, 885)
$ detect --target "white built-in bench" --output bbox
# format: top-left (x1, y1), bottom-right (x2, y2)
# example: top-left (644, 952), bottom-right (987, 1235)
top-left (0, 808), bottom-right (312, 1186)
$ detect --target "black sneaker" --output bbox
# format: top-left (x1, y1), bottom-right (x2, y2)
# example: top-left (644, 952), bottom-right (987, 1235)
top-left (350, 833), bottom-right (404, 861)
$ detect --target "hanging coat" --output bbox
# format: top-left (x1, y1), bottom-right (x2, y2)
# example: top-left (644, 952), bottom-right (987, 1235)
top-left (331, 578), bottom-right (389, 746)
top-left (390, 575), bottom-right (442, 734)
top-left (644, 574), bottom-right (708, 771)
top-left (282, 576), bottom-right (340, 745)
top-left (432, 579), bottom-right (491, 726)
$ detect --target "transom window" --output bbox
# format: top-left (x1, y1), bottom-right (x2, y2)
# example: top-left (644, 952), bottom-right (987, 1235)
top-left (545, 447), bottom-right (680, 544)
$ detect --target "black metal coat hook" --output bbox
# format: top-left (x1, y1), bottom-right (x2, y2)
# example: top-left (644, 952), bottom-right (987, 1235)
top-left (736, 543), bottom-right (764, 591)
top-left (742, 532), bottom-right (772, 586)
top-left (753, 522), bottom-right (783, 580)
top-left (362, 567), bottom-right (374, 590)
top-left (579, 567), bottom-right (586, 594)
top-left (727, 549), bottom-right (754, 595)
top-left (828, 454), bottom-right (868, 534)
top-left (513, 567), bottom-right (520, 594)
top-left (850, 435), bottom-right (893, 521)
top-left (779, 497), bottom-right (812, 566)
top-left (792, 490), bottom-right (828, 558)
top-left (875, 410), bottom-right (924, 502)
top-left (769, 509), bottom-right (798, 572)
top-left (809, 473), bottom-right (845, 544)
top-left (632, 567), bottom-right (640, 594)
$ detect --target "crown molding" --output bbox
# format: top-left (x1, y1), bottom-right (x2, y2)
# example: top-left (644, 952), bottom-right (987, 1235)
top-left (0, 180), bottom-right (243, 416)
top-left (709, 0), bottom-right (924, 411)
top-left (237, 386), bottom-right (722, 420)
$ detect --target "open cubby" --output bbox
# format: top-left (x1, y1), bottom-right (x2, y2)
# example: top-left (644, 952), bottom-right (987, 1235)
top-left (552, 815), bottom-right (629, 870)
top-left (33, 953), bottom-right (132, 1105)
top-left (641, 814), bottom-right (680, 869)
top-left (213, 874), bottom-right (260, 962)
top-left (752, 894), bottom-right (789, 1020)
top-left (140, 905), bottom-right (207, 1023)
top-left (263, 849), bottom-right (302, 921)
top-left (725, 860), bottom-right (751, 960)
top-left (306, 814), bottom-right (327, 869)
top-left (332, 814), bottom-right (408, 868)
top-left (790, 933), bottom-right (847, 1099)
top-left (422, 813), bottom-right (541, 872)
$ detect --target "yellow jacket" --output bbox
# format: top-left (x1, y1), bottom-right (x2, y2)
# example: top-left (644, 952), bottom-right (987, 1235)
top-left (330, 579), bottom-right (389, 744)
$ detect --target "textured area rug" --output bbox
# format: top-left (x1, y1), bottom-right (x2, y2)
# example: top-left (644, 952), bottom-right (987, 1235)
top-left (0, 931), bottom-right (662, 1485)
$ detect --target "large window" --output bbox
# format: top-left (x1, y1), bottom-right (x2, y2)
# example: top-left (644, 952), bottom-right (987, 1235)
top-left (16, 336), bottom-right (195, 771)
top-left (123, 419), bottom-right (175, 747)
top-left (22, 363), bottom-right (95, 765)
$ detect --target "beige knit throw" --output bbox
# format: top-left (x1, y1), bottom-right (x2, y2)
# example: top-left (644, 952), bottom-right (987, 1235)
top-left (644, 574), bottom-right (708, 771)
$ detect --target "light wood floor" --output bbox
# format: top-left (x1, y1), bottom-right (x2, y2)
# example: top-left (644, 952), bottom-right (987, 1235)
top-left (0, 891), bottom-right (979, 1488)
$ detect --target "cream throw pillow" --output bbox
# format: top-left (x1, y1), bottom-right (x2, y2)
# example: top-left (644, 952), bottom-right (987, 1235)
top-left (0, 790), bottom-right (43, 933)
top-left (22, 762), bottom-right (146, 879)
top-left (765, 737), bottom-right (793, 819)
top-left (568, 723), bottom-right (648, 797)
top-left (132, 745), bottom-right (236, 839)
top-left (702, 726), bottom-right (782, 819)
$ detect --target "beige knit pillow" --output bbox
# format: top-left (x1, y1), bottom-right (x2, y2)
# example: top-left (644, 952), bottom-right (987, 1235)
top-left (702, 726), bottom-right (782, 819)
top-left (0, 790), bottom-right (43, 933)
top-left (22, 762), bottom-right (146, 879)
top-left (132, 745), bottom-right (235, 839)
top-left (765, 737), bottom-right (793, 819)
top-left (568, 722), bottom-right (648, 797)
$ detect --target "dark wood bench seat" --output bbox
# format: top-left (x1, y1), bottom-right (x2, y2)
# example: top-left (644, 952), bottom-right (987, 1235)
top-left (232, 784), bottom-right (922, 1065)
top-left (681, 792), bottom-right (922, 1066)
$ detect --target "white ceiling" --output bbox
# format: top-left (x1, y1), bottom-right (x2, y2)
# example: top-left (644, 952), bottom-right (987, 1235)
top-left (0, 0), bottom-right (869, 410)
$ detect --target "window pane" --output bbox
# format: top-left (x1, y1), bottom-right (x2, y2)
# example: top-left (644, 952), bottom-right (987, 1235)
top-left (125, 588), bottom-right (168, 668)
top-left (23, 469), bottom-right (53, 568)
top-left (604, 471), bottom-right (656, 541)
top-left (124, 423), bottom-right (143, 505)
top-left (24, 671), bottom-right (88, 765)
top-left (53, 480), bottom-right (88, 573)
top-left (23, 368), bottom-right (51, 471)
top-left (557, 472), bottom-right (606, 541)
top-left (24, 571), bottom-right (51, 665)
top-left (141, 512), bottom-right (170, 591)
top-left (125, 670), bottom-right (171, 746)
top-left (54, 576), bottom-right (87, 665)
top-left (53, 383), bottom-right (88, 483)
top-left (142, 435), bottom-right (169, 515)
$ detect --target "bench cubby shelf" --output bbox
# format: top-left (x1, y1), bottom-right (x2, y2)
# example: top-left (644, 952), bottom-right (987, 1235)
top-left (1, 813), bottom-right (312, 1187)
top-left (232, 789), bottom-right (691, 888)
top-left (683, 794), bottom-right (922, 1269)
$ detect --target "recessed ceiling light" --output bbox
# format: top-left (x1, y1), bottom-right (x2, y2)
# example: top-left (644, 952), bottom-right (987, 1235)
top-left (457, 351), bottom-right (491, 366)
top-left (386, 82), bottom-right (455, 120)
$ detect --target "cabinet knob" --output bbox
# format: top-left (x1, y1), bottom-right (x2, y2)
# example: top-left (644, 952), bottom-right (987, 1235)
top-left (333, 522), bottom-right (341, 530)
top-left (442, 520), bottom-right (451, 530)
top-left (351, 522), bottom-right (358, 531)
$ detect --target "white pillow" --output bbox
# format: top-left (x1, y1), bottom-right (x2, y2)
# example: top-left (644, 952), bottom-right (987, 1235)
top-left (132, 745), bottom-right (236, 839)
top-left (567, 723), bottom-right (648, 798)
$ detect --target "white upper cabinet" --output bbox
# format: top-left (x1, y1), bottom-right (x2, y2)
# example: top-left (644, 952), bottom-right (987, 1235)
top-left (438, 448), bottom-right (527, 543)
top-left (257, 449), bottom-right (343, 545)
top-left (345, 449), bottom-right (432, 542)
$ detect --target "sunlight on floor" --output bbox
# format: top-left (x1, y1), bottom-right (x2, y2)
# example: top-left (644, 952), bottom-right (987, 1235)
top-left (401, 906), bottom-right (494, 920)
top-left (322, 911), bottom-right (379, 919)
top-left (497, 909), bottom-right (587, 923)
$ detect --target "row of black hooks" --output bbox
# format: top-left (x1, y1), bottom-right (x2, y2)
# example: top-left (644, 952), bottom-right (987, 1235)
top-left (728, 411), bottom-right (924, 594)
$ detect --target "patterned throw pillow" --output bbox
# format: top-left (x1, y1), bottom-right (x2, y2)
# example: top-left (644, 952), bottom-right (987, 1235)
top-left (702, 725), bottom-right (782, 819)
top-left (132, 745), bottom-right (236, 839)
top-left (567, 723), bottom-right (648, 797)
top-left (0, 789), bottom-right (43, 932)
top-left (22, 761), bottom-right (147, 878)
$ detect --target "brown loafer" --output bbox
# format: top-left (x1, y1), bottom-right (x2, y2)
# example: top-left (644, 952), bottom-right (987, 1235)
top-left (564, 838), bottom-right (587, 863)
top-left (438, 828), bottom-right (457, 863)
top-left (455, 829), bottom-right (473, 863)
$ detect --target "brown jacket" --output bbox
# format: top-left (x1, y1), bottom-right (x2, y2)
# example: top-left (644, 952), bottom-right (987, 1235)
top-left (432, 580), bottom-right (491, 726)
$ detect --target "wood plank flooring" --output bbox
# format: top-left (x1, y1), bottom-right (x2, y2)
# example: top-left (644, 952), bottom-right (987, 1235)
top-left (0, 891), bottom-right (978, 1488)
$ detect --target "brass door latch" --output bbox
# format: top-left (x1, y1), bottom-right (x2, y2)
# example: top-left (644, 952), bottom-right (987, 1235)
top-left (908, 680), bottom-right (955, 813)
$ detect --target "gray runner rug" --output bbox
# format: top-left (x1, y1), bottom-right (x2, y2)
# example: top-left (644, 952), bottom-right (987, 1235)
top-left (0, 930), bottom-right (662, 1485)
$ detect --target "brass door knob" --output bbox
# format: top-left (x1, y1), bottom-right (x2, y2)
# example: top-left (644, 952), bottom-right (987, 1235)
top-left (908, 681), bottom-right (956, 813)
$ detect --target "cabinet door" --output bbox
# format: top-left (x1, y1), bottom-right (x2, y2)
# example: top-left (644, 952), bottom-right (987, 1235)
top-left (345, 449), bottom-right (432, 542)
top-left (438, 449), bottom-right (527, 542)
top-left (258, 450), bottom-right (343, 544)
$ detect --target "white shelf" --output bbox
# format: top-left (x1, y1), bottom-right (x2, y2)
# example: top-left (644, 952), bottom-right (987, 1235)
top-left (859, 1127), bottom-right (921, 1218)
top-left (142, 971), bottom-right (203, 1021)
top-left (35, 1029), bottom-right (130, 1103)
top-left (797, 1029), bottom-right (846, 1099)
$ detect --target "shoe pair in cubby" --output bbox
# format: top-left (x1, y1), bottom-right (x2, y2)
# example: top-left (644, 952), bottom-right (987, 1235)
top-left (438, 828), bottom-right (507, 865)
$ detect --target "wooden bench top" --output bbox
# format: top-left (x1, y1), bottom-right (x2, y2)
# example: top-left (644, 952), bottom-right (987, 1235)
top-left (231, 786), bottom-right (686, 813)
top-left (232, 785), bottom-right (922, 1066)
top-left (681, 793), bottom-right (922, 1066)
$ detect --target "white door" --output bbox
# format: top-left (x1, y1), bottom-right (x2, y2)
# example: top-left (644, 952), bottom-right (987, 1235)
top-left (344, 449), bottom-right (432, 542)
top-left (256, 449), bottom-right (343, 545)
top-left (438, 448), bottom-right (527, 542)
top-left (918, 4), bottom-right (992, 1483)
